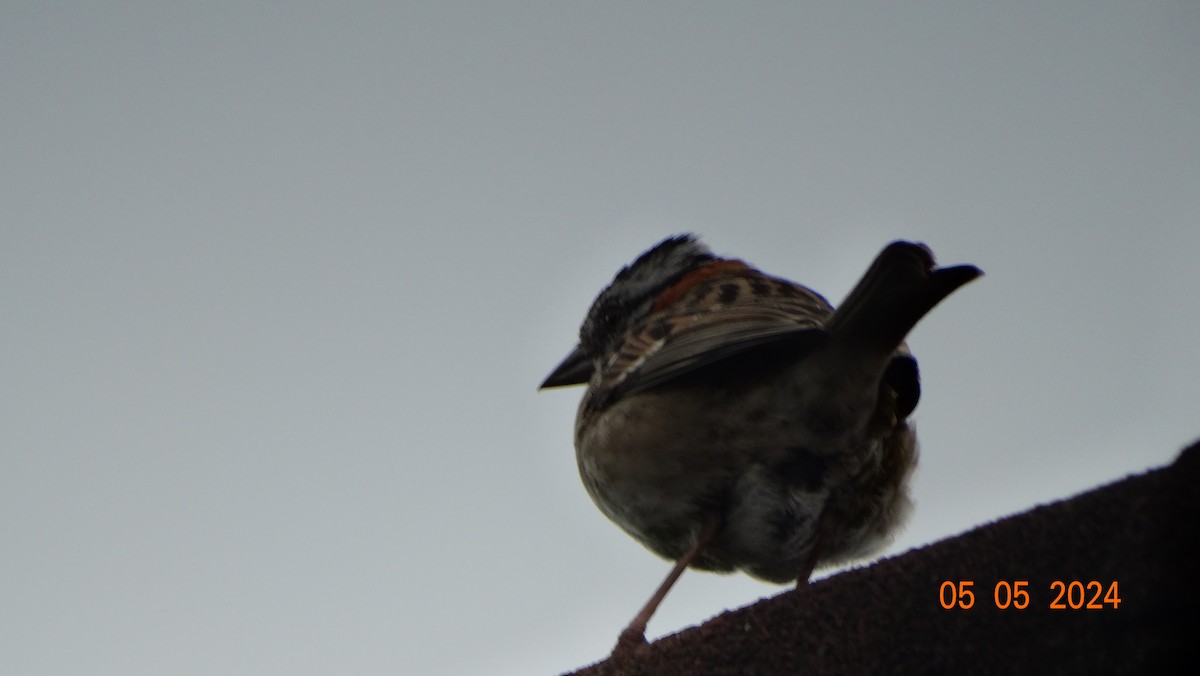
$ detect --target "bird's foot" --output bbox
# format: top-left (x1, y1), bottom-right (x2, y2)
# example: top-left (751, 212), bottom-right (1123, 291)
top-left (611, 623), bottom-right (649, 658)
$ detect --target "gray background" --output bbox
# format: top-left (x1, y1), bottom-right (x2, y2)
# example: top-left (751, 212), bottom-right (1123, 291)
top-left (3, 2), bottom-right (1197, 674)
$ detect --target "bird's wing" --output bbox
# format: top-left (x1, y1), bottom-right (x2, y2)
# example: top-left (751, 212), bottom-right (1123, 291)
top-left (596, 281), bottom-right (832, 403)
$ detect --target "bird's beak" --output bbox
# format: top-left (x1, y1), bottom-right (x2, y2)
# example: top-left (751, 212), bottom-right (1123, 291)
top-left (539, 345), bottom-right (592, 389)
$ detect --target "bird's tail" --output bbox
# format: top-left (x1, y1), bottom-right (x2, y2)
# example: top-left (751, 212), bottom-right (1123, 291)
top-left (823, 241), bottom-right (982, 352)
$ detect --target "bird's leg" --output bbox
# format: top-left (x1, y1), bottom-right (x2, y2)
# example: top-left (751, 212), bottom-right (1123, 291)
top-left (613, 516), bottom-right (721, 655)
top-left (795, 548), bottom-right (820, 589)
top-left (795, 510), bottom-right (832, 588)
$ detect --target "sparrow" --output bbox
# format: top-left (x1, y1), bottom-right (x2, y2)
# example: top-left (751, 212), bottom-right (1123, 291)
top-left (540, 235), bottom-right (981, 653)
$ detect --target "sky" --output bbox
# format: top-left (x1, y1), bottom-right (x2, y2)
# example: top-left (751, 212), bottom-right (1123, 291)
top-left (2, 2), bottom-right (1197, 674)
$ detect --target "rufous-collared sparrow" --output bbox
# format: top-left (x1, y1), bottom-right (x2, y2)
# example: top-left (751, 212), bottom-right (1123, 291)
top-left (540, 235), bottom-right (981, 653)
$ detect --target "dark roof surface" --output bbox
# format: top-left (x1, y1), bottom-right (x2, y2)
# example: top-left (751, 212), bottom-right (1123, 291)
top-left (567, 440), bottom-right (1199, 675)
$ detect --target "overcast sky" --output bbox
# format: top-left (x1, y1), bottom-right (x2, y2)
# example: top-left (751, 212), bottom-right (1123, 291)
top-left (3, 2), bottom-right (1198, 674)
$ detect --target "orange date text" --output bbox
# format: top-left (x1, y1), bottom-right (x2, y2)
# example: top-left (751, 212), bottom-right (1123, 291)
top-left (938, 580), bottom-right (1120, 610)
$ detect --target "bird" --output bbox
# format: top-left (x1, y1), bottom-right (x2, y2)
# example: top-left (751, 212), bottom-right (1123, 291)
top-left (539, 235), bottom-right (982, 654)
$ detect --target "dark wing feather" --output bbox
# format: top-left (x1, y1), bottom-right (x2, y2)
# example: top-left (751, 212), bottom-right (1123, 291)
top-left (595, 279), bottom-right (833, 403)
